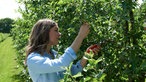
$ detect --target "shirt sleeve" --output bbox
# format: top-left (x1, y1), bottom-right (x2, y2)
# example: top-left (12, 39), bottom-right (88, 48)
top-left (27, 47), bottom-right (77, 74)
top-left (57, 60), bottom-right (83, 80)
top-left (70, 60), bottom-right (83, 75)
top-left (58, 70), bottom-right (66, 80)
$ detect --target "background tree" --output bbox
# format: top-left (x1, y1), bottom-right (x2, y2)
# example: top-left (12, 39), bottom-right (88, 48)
top-left (0, 18), bottom-right (14, 33)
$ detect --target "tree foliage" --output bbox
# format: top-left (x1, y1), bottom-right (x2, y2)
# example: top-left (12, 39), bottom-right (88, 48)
top-left (11, 0), bottom-right (146, 82)
top-left (0, 18), bottom-right (14, 33)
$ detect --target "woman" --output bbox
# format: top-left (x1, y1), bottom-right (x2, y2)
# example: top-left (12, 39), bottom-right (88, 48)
top-left (26, 19), bottom-right (99, 82)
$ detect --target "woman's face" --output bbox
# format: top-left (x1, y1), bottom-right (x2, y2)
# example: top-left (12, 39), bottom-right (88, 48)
top-left (49, 25), bottom-right (61, 45)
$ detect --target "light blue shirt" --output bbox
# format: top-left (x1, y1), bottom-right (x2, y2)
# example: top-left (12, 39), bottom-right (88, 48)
top-left (27, 47), bottom-right (83, 82)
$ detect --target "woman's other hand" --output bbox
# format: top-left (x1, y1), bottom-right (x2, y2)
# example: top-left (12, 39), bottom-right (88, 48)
top-left (80, 44), bottom-right (101, 67)
top-left (78, 22), bottom-right (90, 39)
top-left (86, 44), bottom-right (101, 55)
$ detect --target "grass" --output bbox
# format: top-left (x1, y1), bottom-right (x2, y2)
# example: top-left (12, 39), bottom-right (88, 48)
top-left (0, 33), bottom-right (9, 42)
top-left (0, 37), bottom-right (21, 82)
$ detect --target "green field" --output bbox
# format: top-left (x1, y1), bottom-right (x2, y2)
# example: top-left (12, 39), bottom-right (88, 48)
top-left (0, 37), bottom-right (20, 82)
top-left (0, 33), bottom-right (9, 42)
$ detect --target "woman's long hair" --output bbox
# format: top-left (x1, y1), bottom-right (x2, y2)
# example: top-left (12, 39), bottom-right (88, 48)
top-left (26, 19), bottom-right (57, 59)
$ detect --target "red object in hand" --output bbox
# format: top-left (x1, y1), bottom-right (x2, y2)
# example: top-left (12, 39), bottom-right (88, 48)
top-left (86, 44), bottom-right (101, 54)
top-left (144, 27), bottom-right (146, 30)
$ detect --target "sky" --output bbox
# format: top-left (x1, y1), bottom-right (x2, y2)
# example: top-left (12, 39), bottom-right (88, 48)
top-left (0, 0), bottom-right (144, 19)
top-left (0, 0), bottom-right (22, 19)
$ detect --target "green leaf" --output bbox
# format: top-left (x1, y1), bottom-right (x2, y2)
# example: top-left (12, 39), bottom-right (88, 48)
top-left (72, 72), bottom-right (83, 78)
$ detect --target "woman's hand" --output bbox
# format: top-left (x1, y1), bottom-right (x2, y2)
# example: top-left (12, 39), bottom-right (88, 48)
top-left (70, 22), bottom-right (90, 53)
top-left (78, 22), bottom-right (90, 39)
top-left (86, 44), bottom-right (101, 55)
top-left (80, 44), bottom-right (101, 67)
